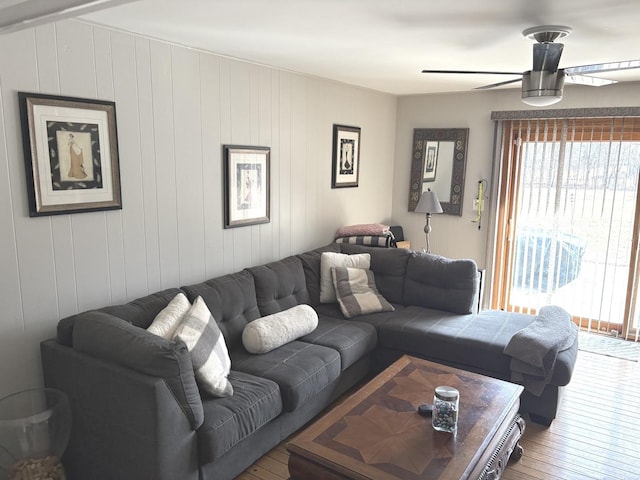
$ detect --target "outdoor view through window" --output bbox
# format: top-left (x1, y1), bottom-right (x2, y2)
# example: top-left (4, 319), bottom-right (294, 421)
top-left (494, 117), bottom-right (640, 340)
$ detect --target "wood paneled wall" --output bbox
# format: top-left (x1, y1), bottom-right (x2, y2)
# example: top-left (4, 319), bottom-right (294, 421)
top-left (0, 20), bottom-right (397, 397)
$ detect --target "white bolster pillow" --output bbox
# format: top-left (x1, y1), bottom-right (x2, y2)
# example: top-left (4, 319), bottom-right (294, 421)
top-left (242, 304), bottom-right (318, 354)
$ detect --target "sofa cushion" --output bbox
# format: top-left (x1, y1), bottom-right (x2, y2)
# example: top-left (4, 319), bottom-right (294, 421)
top-left (173, 297), bottom-right (233, 398)
top-left (311, 302), bottom-right (349, 319)
top-left (297, 244), bottom-right (342, 306)
top-left (320, 252), bottom-right (370, 303)
top-left (339, 244), bottom-right (410, 304)
top-left (230, 341), bottom-right (341, 412)
top-left (374, 307), bottom-right (576, 389)
top-left (72, 310), bottom-right (204, 429)
top-left (345, 305), bottom-right (407, 330)
top-left (331, 267), bottom-right (394, 319)
top-left (147, 293), bottom-right (191, 339)
top-left (403, 253), bottom-right (479, 314)
top-left (242, 305), bottom-right (318, 354)
top-left (311, 301), bottom-right (409, 331)
top-left (198, 370), bottom-right (282, 464)
top-left (58, 288), bottom-right (184, 346)
top-left (299, 316), bottom-right (377, 370)
top-left (248, 256), bottom-right (311, 316)
top-left (182, 271), bottom-right (261, 351)
top-left (377, 306), bottom-right (511, 375)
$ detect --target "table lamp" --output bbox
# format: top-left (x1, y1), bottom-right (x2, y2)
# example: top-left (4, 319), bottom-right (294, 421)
top-left (415, 189), bottom-right (443, 253)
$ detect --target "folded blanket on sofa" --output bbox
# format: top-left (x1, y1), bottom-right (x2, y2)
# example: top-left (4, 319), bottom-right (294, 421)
top-left (504, 305), bottom-right (578, 396)
top-left (335, 223), bottom-right (390, 238)
top-left (335, 235), bottom-right (394, 248)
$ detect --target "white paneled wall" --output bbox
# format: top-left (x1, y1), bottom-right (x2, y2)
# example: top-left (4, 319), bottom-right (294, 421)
top-left (0, 20), bottom-right (397, 397)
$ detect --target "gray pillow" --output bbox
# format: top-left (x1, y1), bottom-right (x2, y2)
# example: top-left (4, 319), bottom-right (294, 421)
top-left (331, 267), bottom-right (394, 319)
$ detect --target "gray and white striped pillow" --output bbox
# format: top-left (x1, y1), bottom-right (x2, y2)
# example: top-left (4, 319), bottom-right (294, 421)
top-left (331, 267), bottom-right (394, 319)
top-left (320, 252), bottom-right (371, 303)
top-left (173, 296), bottom-right (233, 397)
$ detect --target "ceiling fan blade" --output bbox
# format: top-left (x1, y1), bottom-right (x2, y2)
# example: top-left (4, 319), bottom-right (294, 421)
top-left (532, 42), bottom-right (563, 72)
top-left (421, 69), bottom-right (522, 75)
top-left (474, 78), bottom-right (523, 90)
top-left (565, 59), bottom-right (640, 75)
top-left (564, 73), bottom-right (617, 87)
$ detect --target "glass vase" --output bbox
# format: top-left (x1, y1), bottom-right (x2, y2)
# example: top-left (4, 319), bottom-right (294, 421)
top-left (0, 388), bottom-right (71, 480)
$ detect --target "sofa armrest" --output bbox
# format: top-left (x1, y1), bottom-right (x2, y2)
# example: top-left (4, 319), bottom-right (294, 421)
top-left (70, 311), bottom-right (204, 429)
top-left (41, 339), bottom-right (199, 480)
top-left (403, 252), bottom-right (480, 314)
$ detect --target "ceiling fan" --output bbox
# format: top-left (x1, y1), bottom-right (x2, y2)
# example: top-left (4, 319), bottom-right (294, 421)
top-left (422, 25), bottom-right (640, 107)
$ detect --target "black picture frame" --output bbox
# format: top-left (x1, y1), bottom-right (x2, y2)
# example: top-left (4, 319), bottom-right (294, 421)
top-left (223, 145), bottom-right (270, 228)
top-left (331, 124), bottom-right (361, 188)
top-left (18, 92), bottom-right (121, 216)
top-left (423, 143), bottom-right (438, 182)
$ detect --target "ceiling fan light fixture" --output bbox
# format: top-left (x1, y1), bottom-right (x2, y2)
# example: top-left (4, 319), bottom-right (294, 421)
top-left (521, 70), bottom-right (565, 107)
top-left (521, 94), bottom-right (563, 107)
top-left (522, 25), bottom-right (572, 43)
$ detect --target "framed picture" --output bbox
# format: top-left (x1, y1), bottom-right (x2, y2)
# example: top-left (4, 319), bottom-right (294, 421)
top-left (18, 92), bottom-right (121, 216)
top-left (423, 142), bottom-right (438, 182)
top-left (331, 124), bottom-right (360, 188)
top-left (223, 145), bottom-right (270, 228)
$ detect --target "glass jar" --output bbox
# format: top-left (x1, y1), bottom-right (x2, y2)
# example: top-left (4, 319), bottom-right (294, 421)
top-left (432, 386), bottom-right (459, 433)
top-left (0, 388), bottom-right (71, 480)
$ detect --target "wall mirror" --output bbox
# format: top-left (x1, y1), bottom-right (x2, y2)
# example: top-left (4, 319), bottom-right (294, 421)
top-left (408, 128), bottom-right (469, 216)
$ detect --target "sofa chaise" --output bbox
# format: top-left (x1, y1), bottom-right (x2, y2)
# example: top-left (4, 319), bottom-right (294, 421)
top-left (40, 243), bottom-right (578, 480)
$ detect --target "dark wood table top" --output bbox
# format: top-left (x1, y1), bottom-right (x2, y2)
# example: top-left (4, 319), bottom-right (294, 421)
top-left (287, 355), bottom-right (524, 480)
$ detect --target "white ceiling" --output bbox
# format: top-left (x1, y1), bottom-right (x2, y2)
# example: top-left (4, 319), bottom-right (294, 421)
top-left (73, 0), bottom-right (640, 96)
top-left (0, 0), bottom-right (137, 33)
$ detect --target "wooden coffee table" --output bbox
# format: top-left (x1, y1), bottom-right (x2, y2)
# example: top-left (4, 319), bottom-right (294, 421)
top-left (287, 355), bottom-right (525, 480)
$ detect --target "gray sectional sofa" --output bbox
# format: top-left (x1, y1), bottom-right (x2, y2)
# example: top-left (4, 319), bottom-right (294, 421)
top-left (40, 243), bottom-right (578, 480)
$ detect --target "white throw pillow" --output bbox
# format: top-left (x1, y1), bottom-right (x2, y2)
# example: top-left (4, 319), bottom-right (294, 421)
top-left (147, 293), bottom-right (191, 339)
top-left (242, 304), bottom-right (318, 354)
top-left (173, 296), bottom-right (233, 397)
top-left (320, 252), bottom-right (371, 303)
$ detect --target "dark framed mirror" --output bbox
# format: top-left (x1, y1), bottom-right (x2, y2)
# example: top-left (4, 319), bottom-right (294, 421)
top-left (408, 128), bottom-right (469, 216)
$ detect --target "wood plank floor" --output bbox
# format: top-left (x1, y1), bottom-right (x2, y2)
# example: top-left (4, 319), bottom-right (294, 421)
top-left (236, 350), bottom-right (640, 480)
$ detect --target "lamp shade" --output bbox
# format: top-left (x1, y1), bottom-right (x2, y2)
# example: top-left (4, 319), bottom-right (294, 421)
top-left (415, 190), bottom-right (443, 214)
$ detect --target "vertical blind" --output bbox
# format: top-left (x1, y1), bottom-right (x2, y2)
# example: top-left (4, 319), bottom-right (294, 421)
top-left (492, 114), bottom-right (640, 341)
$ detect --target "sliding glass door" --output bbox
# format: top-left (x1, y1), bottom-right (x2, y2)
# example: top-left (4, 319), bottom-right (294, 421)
top-left (492, 117), bottom-right (640, 340)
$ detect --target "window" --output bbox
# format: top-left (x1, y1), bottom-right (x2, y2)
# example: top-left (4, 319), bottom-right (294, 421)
top-left (492, 115), bottom-right (640, 340)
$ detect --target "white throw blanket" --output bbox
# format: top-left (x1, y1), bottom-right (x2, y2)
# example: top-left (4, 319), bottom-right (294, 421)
top-left (504, 305), bottom-right (578, 396)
